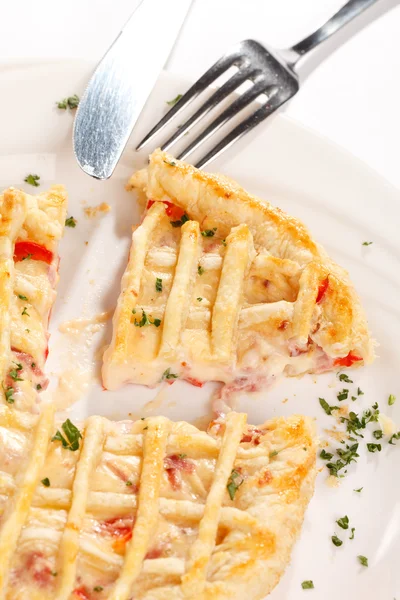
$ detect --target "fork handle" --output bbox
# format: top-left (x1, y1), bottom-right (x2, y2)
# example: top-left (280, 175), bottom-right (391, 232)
top-left (290, 0), bottom-right (379, 60)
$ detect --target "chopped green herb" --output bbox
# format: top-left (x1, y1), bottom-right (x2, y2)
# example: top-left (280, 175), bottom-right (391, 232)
top-left (320, 449), bottom-right (333, 461)
top-left (338, 373), bottom-right (353, 383)
top-left (201, 228), bottom-right (217, 237)
top-left (3, 384), bottom-right (14, 404)
top-left (197, 297), bottom-right (203, 302)
top-left (57, 95), bottom-right (79, 110)
top-left (166, 94), bottom-right (182, 106)
top-left (24, 174), bottom-right (40, 187)
top-left (18, 294), bottom-right (28, 301)
top-left (22, 253), bottom-right (33, 261)
top-left (269, 450), bottom-right (279, 458)
top-left (336, 515), bottom-right (349, 530)
top-left (36, 384), bottom-right (42, 391)
top-left (126, 481), bottom-right (132, 486)
top-left (21, 307), bottom-right (29, 317)
top-left (25, 329), bottom-right (30, 333)
top-left (326, 442), bottom-right (359, 477)
top-left (389, 432), bottom-right (400, 445)
top-left (332, 535), bottom-right (343, 547)
top-left (354, 487), bottom-right (363, 493)
top-left (337, 389), bottom-right (349, 401)
top-left (170, 213), bottom-right (189, 227)
top-left (373, 429), bottom-right (383, 439)
top-left (162, 368), bottom-right (178, 380)
top-left (301, 580), bottom-right (314, 590)
top-left (164, 159), bottom-right (177, 167)
top-left (65, 216), bottom-right (77, 228)
top-left (357, 387), bottom-right (364, 396)
top-left (388, 394), bottom-right (396, 406)
top-left (358, 555), bottom-right (368, 567)
top-left (362, 241), bottom-right (373, 246)
top-left (198, 265), bottom-right (204, 276)
top-left (227, 469), bottom-right (243, 500)
top-left (133, 309), bottom-right (161, 328)
top-left (31, 362), bottom-right (36, 368)
top-left (9, 363), bottom-right (23, 382)
top-left (41, 478), bottom-right (50, 487)
top-left (350, 527), bottom-right (355, 540)
top-left (178, 454), bottom-right (187, 459)
top-left (155, 277), bottom-right (163, 292)
top-left (319, 398), bottom-right (339, 416)
top-left (51, 419), bottom-right (82, 451)
top-left (221, 239), bottom-right (227, 246)
top-left (366, 443), bottom-right (381, 453)
top-left (351, 396), bottom-right (357, 401)
top-left (93, 587), bottom-right (104, 593)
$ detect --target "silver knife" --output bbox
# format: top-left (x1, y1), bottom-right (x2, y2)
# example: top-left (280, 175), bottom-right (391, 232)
top-left (73, 0), bottom-right (192, 180)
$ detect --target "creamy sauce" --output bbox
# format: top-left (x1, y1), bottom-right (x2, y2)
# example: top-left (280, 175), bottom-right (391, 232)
top-left (142, 385), bottom-right (170, 415)
top-left (55, 368), bottom-right (92, 410)
top-left (58, 311), bottom-right (111, 334)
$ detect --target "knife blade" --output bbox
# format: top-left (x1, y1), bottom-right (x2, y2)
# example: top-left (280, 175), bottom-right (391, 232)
top-left (73, 0), bottom-right (192, 180)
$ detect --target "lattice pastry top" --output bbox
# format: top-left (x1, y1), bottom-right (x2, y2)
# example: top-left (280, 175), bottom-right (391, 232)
top-left (103, 149), bottom-right (373, 393)
top-left (0, 408), bottom-right (316, 600)
top-left (0, 185), bottom-right (67, 412)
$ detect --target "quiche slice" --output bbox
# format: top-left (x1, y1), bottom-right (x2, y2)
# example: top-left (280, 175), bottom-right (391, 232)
top-left (103, 149), bottom-right (373, 394)
top-left (0, 185), bottom-right (67, 412)
top-left (0, 410), bottom-right (317, 599)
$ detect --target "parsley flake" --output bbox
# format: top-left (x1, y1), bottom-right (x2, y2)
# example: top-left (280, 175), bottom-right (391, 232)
top-left (389, 432), bottom-right (400, 445)
top-left (41, 478), bottom-right (50, 487)
top-left (350, 527), bottom-right (355, 540)
top-left (373, 429), bottom-right (383, 439)
top-left (227, 469), bottom-right (244, 500)
top-left (354, 487), bottom-right (363, 493)
top-left (162, 368), bottom-right (178, 380)
top-left (126, 481), bottom-right (132, 486)
top-left (9, 363), bottom-right (23, 382)
top-left (336, 515), bottom-right (349, 530)
top-left (57, 95), bottom-right (80, 110)
top-left (269, 450), bottom-right (279, 458)
top-left (366, 443), bottom-right (381, 453)
top-left (133, 309), bottom-right (161, 328)
top-left (2, 384), bottom-right (14, 404)
top-left (320, 449), bottom-right (333, 460)
top-left (388, 394), bottom-right (396, 406)
top-left (170, 213), bottom-right (189, 227)
top-left (24, 174), bottom-right (40, 187)
top-left (52, 419), bottom-right (82, 451)
top-left (197, 297), bottom-right (203, 301)
top-left (178, 453), bottom-right (187, 459)
top-left (358, 555), bottom-right (368, 567)
top-left (22, 306), bottom-right (30, 317)
top-left (166, 94), bottom-right (182, 106)
top-left (36, 384), bottom-right (42, 391)
top-left (357, 387), bottom-right (364, 396)
top-left (332, 535), bottom-right (343, 547)
top-left (362, 241), bottom-right (373, 246)
top-left (301, 580), bottom-right (314, 590)
top-left (93, 587), bottom-right (104, 593)
top-left (198, 265), bottom-right (204, 276)
top-left (201, 228), bottom-right (217, 237)
top-left (338, 373), bottom-right (353, 383)
top-left (155, 277), bottom-right (163, 292)
top-left (319, 398), bottom-right (339, 416)
top-left (65, 216), bottom-right (77, 228)
top-left (22, 253), bottom-right (33, 261)
top-left (164, 159), bottom-right (177, 167)
top-left (18, 294), bottom-right (28, 301)
top-left (337, 389), bottom-right (349, 401)
top-left (221, 239), bottom-right (227, 246)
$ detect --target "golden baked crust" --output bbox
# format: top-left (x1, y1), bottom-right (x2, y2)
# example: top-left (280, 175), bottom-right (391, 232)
top-left (0, 410), bottom-right (316, 599)
top-left (103, 150), bottom-right (373, 392)
top-left (0, 186), bottom-right (67, 410)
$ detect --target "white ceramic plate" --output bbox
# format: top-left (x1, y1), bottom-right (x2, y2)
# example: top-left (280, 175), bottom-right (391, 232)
top-left (1, 60), bottom-right (399, 599)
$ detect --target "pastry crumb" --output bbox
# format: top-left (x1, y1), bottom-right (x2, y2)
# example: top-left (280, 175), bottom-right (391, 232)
top-left (84, 202), bottom-right (111, 218)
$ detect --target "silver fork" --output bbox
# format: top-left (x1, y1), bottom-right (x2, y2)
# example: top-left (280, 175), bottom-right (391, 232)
top-left (136, 0), bottom-right (379, 168)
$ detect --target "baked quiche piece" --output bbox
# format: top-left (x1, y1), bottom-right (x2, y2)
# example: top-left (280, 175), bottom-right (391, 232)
top-left (0, 185), bottom-right (67, 412)
top-left (103, 149), bottom-right (373, 393)
top-left (0, 410), bottom-right (316, 599)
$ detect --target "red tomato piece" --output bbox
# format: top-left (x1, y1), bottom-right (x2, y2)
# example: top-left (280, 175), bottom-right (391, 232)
top-left (14, 241), bottom-right (53, 264)
top-left (316, 276), bottom-right (329, 304)
top-left (334, 351), bottom-right (363, 367)
top-left (73, 586), bottom-right (91, 600)
top-left (146, 199), bottom-right (185, 220)
top-left (185, 376), bottom-right (204, 388)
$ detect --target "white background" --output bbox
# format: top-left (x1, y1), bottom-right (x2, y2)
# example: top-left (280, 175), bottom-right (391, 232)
top-left (1, 0), bottom-right (399, 188)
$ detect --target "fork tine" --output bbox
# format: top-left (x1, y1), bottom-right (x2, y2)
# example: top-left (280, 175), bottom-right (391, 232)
top-left (135, 50), bottom-right (242, 151)
top-left (176, 81), bottom-right (271, 161)
top-left (194, 92), bottom-right (285, 169)
top-left (161, 67), bottom-right (257, 152)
